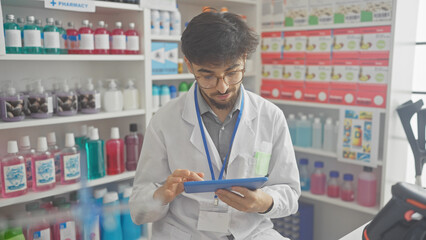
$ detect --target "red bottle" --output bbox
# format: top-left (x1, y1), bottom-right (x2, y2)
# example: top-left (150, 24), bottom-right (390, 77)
top-left (125, 22), bottom-right (140, 55)
top-left (1, 141), bottom-right (28, 198)
top-left (326, 171), bottom-right (340, 198)
top-left (94, 20), bottom-right (110, 54)
top-left (19, 136), bottom-right (35, 189)
top-left (27, 209), bottom-right (52, 240)
top-left (110, 22), bottom-right (126, 55)
top-left (106, 127), bottom-right (125, 175)
top-left (53, 203), bottom-right (77, 240)
top-left (78, 19), bottom-right (94, 54)
top-left (67, 22), bottom-right (79, 54)
top-left (32, 137), bottom-right (56, 192)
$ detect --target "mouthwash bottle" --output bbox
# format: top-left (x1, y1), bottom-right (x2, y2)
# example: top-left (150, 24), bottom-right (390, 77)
top-left (47, 132), bottom-right (62, 183)
top-left (86, 128), bottom-right (105, 180)
top-left (32, 137), bottom-right (56, 192)
top-left (125, 123), bottom-right (143, 171)
top-left (28, 80), bottom-right (53, 118)
top-left (43, 18), bottom-right (60, 54)
top-left (78, 20), bottom-right (94, 54)
top-left (35, 19), bottom-right (44, 50)
top-left (94, 20), bottom-right (110, 54)
top-left (106, 127), bottom-right (125, 175)
top-left (23, 16), bottom-right (43, 54)
top-left (125, 22), bottom-right (140, 54)
top-left (67, 22), bottom-right (79, 54)
top-left (56, 81), bottom-right (78, 116)
top-left (60, 134), bottom-right (80, 185)
top-left (1, 141), bottom-right (28, 198)
top-left (75, 125), bottom-right (88, 150)
top-left (4, 14), bottom-right (22, 54)
top-left (296, 115), bottom-right (312, 147)
top-left (111, 22), bottom-right (126, 55)
top-left (55, 20), bottom-right (68, 54)
top-left (19, 136), bottom-right (35, 189)
top-left (0, 84), bottom-right (25, 122)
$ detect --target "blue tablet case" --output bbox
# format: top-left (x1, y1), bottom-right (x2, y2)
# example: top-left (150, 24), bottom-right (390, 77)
top-left (183, 177), bottom-right (268, 193)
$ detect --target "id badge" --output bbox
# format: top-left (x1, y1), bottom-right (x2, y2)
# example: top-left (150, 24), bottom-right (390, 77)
top-left (197, 200), bottom-right (230, 233)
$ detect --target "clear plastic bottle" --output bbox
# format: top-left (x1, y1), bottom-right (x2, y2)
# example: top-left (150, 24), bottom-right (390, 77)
top-left (79, 78), bottom-right (101, 114)
top-left (23, 16), bottom-right (43, 54)
top-left (1, 141), bottom-right (27, 198)
top-left (123, 79), bottom-right (139, 110)
top-left (85, 128), bottom-right (105, 180)
top-left (111, 22), bottom-right (126, 55)
top-left (103, 79), bottom-right (123, 112)
top-left (94, 21), bottom-right (110, 54)
top-left (287, 114), bottom-right (297, 145)
top-left (32, 137), bottom-right (56, 191)
top-left (0, 84), bottom-right (25, 122)
top-left (125, 123), bottom-right (143, 171)
top-left (159, 10), bottom-right (170, 36)
top-left (296, 115), bottom-right (312, 147)
top-left (327, 170), bottom-right (340, 198)
top-left (47, 132), bottom-right (62, 183)
top-left (312, 117), bottom-right (322, 149)
top-left (4, 14), bottom-right (22, 54)
top-left (78, 20), bottom-right (94, 54)
top-left (151, 10), bottom-right (160, 35)
top-left (323, 118), bottom-right (334, 152)
top-left (341, 173), bottom-right (355, 202)
top-left (106, 127), bottom-right (125, 175)
top-left (298, 158), bottom-right (310, 191)
top-left (55, 20), bottom-right (68, 54)
top-left (28, 80), bottom-right (53, 118)
top-left (56, 81), bottom-right (78, 116)
top-left (170, 4), bottom-right (182, 36)
top-left (66, 22), bottom-right (79, 54)
top-left (19, 136), bottom-right (35, 189)
top-left (61, 133), bottom-right (81, 184)
top-left (310, 161), bottom-right (326, 195)
top-left (125, 23), bottom-right (140, 55)
top-left (357, 167), bottom-right (377, 207)
top-left (43, 18), bottom-right (60, 54)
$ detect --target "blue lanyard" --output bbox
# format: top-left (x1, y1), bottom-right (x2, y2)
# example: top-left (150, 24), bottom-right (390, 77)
top-left (194, 83), bottom-right (244, 181)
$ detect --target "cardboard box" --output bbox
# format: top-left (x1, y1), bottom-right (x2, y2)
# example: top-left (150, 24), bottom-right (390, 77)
top-left (334, 0), bottom-right (363, 24)
top-left (308, 0), bottom-right (334, 25)
top-left (283, 31), bottom-right (306, 59)
top-left (332, 28), bottom-right (361, 59)
top-left (262, 0), bottom-right (273, 28)
top-left (358, 60), bottom-right (389, 85)
top-left (272, 0), bottom-right (285, 28)
top-left (151, 42), bottom-right (165, 75)
top-left (359, 26), bottom-right (391, 59)
top-left (284, 0), bottom-right (309, 27)
top-left (355, 88), bottom-right (387, 108)
top-left (305, 59), bottom-right (332, 88)
top-left (164, 42), bottom-right (178, 74)
top-left (262, 59), bottom-right (284, 84)
top-left (329, 89), bottom-right (357, 105)
top-left (261, 32), bottom-right (283, 59)
top-left (361, 0), bottom-right (393, 22)
top-left (261, 82), bottom-right (282, 99)
top-left (330, 59), bottom-right (359, 90)
top-left (281, 85), bottom-right (304, 101)
top-left (306, 30), bottom-right (333, 59)
top-left (303, 87), bottom-right (329, 103)
top-left (282, 59), bottom-right (305, 87)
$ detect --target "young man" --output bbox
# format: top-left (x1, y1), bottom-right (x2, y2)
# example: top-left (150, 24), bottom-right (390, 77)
top-left (130, 11), bottom-right (300, 240)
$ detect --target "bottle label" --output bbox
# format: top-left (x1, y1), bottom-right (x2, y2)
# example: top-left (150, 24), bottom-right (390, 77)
top-left (2, 98), bottom-right (24, 119)
top-left (112, 35), bottom-right (126, 50)
top-left (35, 158), bottom-right (55, 186)
top-left (59, 221), bottom-right (76, 240)
top-left (95, 93), bottom-right (101, 109)
top-left (44, 32), bottom-right (60, 48)
top-left (95, 34), bottom-right (110, 50)
top-left (5, 29), bottom-right (22, 47)
top-left (126, 36), bottom-right (139, 51)
top-left (24, 29), bottom-right (42, 47)
top-left (61, 34), bottom-right (67, 49)
top-left (79, 34), bottom-right (94, 50)
top-left (63, 153), bottom-right (81, 181)
top-left (33, 228), bottom-right (51, 240)
top-left (3, 163), bottom-right (27, 193)
top-left (48, 96), bottom-right (53, 113)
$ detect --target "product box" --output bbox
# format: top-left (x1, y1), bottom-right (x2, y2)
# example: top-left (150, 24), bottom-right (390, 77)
top-left (283, 31), bottom-right (306, 59)
top-left (280, 85), bottom-right (304, 101)
top-left (308, 0), bottom-right (334, 25)
top-left (272, 0), bottom-right (285, 28)
top-left (164, 42), bottom-right (178, 74)
top-left (261, 32), bottom-right (283, 59)
top-left (303, 87), bottom-right (329, 103)
top-left (361, 0), bottom-right (393, 22)
top-left (334, 0), bottom-right (363, 24)
top-left (358, 60), bottom-right (389, 86)
top-left (261, 82), bottom-right (282, 99)
top-left (359, 26), bottom-right (391, 59)
top-left (332, 28), bottom-right (361, 59)
top-left (305, 30), bottom-right (332, 59)
top-left (282, 59), bottom-right (306, 87)
top-left (262, 0), bottom-right (273, 28)
top-left (330, 59), bottom-right (360, 90)
top-left (329, 88), bottom-right (357, 106)
top-left (305, 59), bottom-right (332, 87)
top-left (151, 42), bottom-right (165, 75)
top-left (284, 0), bottom-right (309, 27)
top-left (262, 59), bottom-right (284, 85)
top-left (355, 87), bottom-right (387, 108)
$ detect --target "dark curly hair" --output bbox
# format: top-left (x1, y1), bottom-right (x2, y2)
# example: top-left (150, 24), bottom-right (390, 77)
top-left (181, 11), bottom-right (259, 66)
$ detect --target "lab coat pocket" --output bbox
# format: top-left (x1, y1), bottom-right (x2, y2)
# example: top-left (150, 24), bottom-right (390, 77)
top-left (156, 222), bottom-right (191, 240)
top-left (253, 141), bottom-right (272, 177)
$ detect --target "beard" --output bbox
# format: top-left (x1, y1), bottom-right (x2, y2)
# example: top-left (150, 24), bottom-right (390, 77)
top-left (201, 85), bottom-right (241, 110)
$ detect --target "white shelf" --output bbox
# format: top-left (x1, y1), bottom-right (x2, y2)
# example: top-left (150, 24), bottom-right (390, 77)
top-left (0, 171), bottom-right (136, 208)
top-left (262, 21), bottom-right (392, 32)
top-left (0, 109), bottom-right (146, 130)
top-left (294, 146), bottom-right (337, 158)
top-left (268, 99), bottom-right (386, 113)
top-left (151, 73), bottom-right (194, 81)
top-left (0, 54), bottom-right (145, 61)
top-left (180, 0), bottom-right (257, 6)
top-left (151, 35), bottom-right (181, 41)
top-left (300, 191), bottom-right (380, 215)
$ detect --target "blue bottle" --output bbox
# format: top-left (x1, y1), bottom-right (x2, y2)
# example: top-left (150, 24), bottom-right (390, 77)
top-left (299, 158), bottom-right (310, 191)
top-left (121, 187), bottom-right (143, 240)
top-left (296, 115), bottom-right (312, 147)
top-left (160, 84), bottom-right (170, 106)
top-left (85, 128), bottom-right (105, 180)
top-left (152, 85), bottom-right (160, 109)
top-left (287, 113), bottom-right (297, 145)
top-left (101, 192), bottom-right (123, 240)
top-left (169, 85), bottom-right (177, 99)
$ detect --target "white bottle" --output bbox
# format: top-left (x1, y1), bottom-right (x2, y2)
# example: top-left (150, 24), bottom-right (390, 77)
top-left (170, 4), bottom-right (181, 36)
top-left (323, 118), bottom-right (334, 152)
top-left (333, 121), bottom-right (339, 153)
top-left (103, 79), bottom-right (123, 112)
top-left (123, 79), bottom-right (139, 110)
top-left (287, 114), bottom-right (297, 145)
top-left (151, 10), bottom-right (161, 35)
top-left (312, 117), bottom-right (322, 149)
top-left (160, 11), bottom-right (170, 36)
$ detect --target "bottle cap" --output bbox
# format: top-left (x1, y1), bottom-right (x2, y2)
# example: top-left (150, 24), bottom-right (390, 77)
top-left (35, 80), bottom-right (44, 94)
top-left (46, 17), bottom-right (54, 25)
top-left (127, 79), bottom-right (135, 88)
top-left (67, 22), bottom-right (74, 28)
top-left (363, 166), bottom-right (373, 172)
top-left (329, 171), bottom-right (339, 178)
top-left (314, 118), bottom-right (321, 123)
top-left (37, 137), bottom-right (48, 152)
top-left (20, 136), bottom-right (31, 148)
top-left (7, 86), bottom-right (16, 96)
top-left (98, 20), bottom-right (105, 27)
top-left (55, 20), bottom-right (62, 26)
top-left (123, 187), bottom-right (133, 199)
top-left (115, 21), bottom-right (122, 28)
top-left (160, 85), bottom-right (170, 95)
top-left (86, 78), bottom-right (94, 91)
top-left (289, 114), bottom-right (295, 119)
top-left (7, 141), bottom-right (19, 154)
top-left (301, 115), bottom-right (307, 120)
top-left (47, 132), bottom-right (56, 145)
top-left (90, 128), bottom-right (100, 140)
top-left (87, 126), bottom-right (94, 138)
top-left (110, 127), bottom-right (120, 139)
top-left (169, 85), bottom-right (177, 94)
top-left (6, 14), bottom-right (15, 21)
top-left (80, 125), bottom-right (88, 136)
top-left (65, 133), bottom-right (75, 147)
top-left (118, 183), bottom-right (130, 194)
top-left (220, 7), bottom-right (228, 12)
top-left (178, 58), bottom-right (184, 64)
top-left (343, 173), bottom-right (353, 181)
top-left (178, 82), bottom-right (189, 92)
top-left (314, 161), bottom-right (324, 168)
top-left (93, 188), bottom-right (107, 199)
top-left (103, 192), bottom-right (119, 204)
top-left (52, 197), bottom-right (66, 207)
top-left (27, 16), bottom-right (35, 23)
top-left (108, 79), bottom-right (117, 90)
top-left (82, 19), bottom-right (89, 26)
top-left (25, 202), bottom-right (40, 212)
top-left (130, 123), bottom-right (138, 132)
top-left (299, 158), bottom-right (308, 165)
top-left (325, 118), bottom-right (333, 125)
top-left (152, 85), bottom-right (160, 95)
top-left (129, 22), bottom-right (135, 29)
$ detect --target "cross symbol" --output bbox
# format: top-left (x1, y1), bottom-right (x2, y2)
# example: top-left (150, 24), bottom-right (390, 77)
top-left (50, 0), bottom-right (56, 6)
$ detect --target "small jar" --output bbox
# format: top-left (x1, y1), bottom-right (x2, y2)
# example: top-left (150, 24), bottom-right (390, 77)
top-left (341, 173), bottom-right (355, 202)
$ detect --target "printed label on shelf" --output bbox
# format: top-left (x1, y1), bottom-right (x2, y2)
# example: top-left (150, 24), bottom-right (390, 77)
top-left (95, 34), bottom-right (110, 50)
top-left (3, 163), bottom-right (27, 193)
top-left (44, 32), bottom-right (60, 49)
top-left (79, 34), bottom-right (94, 50)
top-left (44, 0), bottom-right (95, 13)
top-left (5, 30), bottom-right (22, 47)
top-left (35, 158), bottom-right (55, 186)
top-left (33, 228), bottom-right (51, 240)
top-left (59, 221), bottom-right (76, 240)
top-left (126, 36), bottom-right (139, 51)
top-left (24, 30), bottom-right (42, 47)
top-left (112, 35), bottom-right (126, 50)
top-left (63, 153), bottom-right (81, 181)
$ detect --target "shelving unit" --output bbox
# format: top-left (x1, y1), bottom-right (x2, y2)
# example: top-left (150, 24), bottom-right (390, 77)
top-left (151, 35), bottom-right (181, 41)
top-left (0, 54), bottom-right (145, 61)
top-left (268, 99), bottom-right (387, 113)
top-left (151, 73), bottom-right (193, 81)
top-left (262, 21), bottom-right (392, 33)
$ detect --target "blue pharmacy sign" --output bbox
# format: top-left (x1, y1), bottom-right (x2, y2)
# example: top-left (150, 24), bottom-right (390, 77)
top-left (44, 0), bottom-right (95, 12)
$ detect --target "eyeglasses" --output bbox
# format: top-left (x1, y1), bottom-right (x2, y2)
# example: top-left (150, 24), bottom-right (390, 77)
top-left (192, 65), bottom-right (245, 89)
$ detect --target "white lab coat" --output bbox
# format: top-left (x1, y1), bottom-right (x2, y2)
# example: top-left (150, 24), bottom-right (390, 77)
top-left (130, 84), bottom-right (301, 240)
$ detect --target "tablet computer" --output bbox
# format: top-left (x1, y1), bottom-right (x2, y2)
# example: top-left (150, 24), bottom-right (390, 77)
top-left (183, 177), bottom-right (268, 193)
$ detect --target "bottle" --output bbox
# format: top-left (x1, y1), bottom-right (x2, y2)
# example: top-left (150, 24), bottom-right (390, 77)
top-left (94, 21), bottom-right (110, 54)
top-left (287, 114), bottom-right (297, 145)
top-left (117, 182), bottom-right (131, 199)
top-left (170, 4), bottom-right (182, 36)
top-left (55, 20), bottom-right (68, 54)
top-left (23, 16), bottom-right (43, 54)
top-left (0, 84), bottom-right (25, 122)
top-left (106, 127), bottom-right (125, 175)
top-left (341, 173), bottom-right (355, 202)
top-left (151, 10), bottom-right (160, 35)
top-left (1, 227), bottom-right (26, 240)
top-left (178, 82), bottom-right (189, 96)
top-left (111, 22), bottom-right (126, 54)
top-left (357, 167), bottom-right (377, 207)
top-left (67, 22), bottom-right (79, 54)
top-left (123, 79), bottom-right (139, 110)
top-left (152, 85), bottom-right (160, 109)
top-left (4, 14), bottom-right (22, 54)
top-left (125, 23), bottom-right (140, 55)
top-left (17, 17), bottom-right (25, 48)
top-left (78, 20), bottom-right (94, 54)
top-left (298, 158), bottom-right (310, 191)
top-left (121, 187), bottom-right (142, 240)
top-left (310, 161), bottom-right (326, 195)
top-left (125, 123), bottom-right (143, 171)
top-left (19, 136), bottom-right (35, 189)
top-left (93, 187), bottom-right (108, 205)
top-left (1, 141), bottom-right (27, 198)
top-left (103, 79), bottom-right (123, 112)
top-left (333, 121), bottom-right (339, 152)
top-left (296, 115), bottom-right (312, 147)
top-left (75, 125), bottom-right (88, 150)
top-left (61, 133), bottom-right (81, 184)
top-left (43, 18), bottom-right (60, 54)
top-left (47, 132), bottom-right (62, 183)
top-left (169, 85), bottom-right (177, 99)
top-left (160, 85), bottom-right (171, 106)
top-left (79, 78), bottom-right (101, 114)
top-left (28, 80), bottom-right (53, 118)
top-left (327, 171), bottom-right (340, 198)
top-left (56, 81), bottom-right (78, 116)
top-left (178, 58), bottom-right (184, 74)
top-left (312, 117), bottom-right (322, 149)
top-left (323, 118), bottom-right (334, 152)
top-left (101, 192), bottom-right (123, 240)
top-left (27, 208), bottom-right (52, 240)
top-left (53, 203), bottom-right (77, 240)
top-left (86, 128), bottom-right (106, 180)
top-left (35, 18), bottom-right (44, 48)
top-left (159, 11), bottom-right (171, 36)
top-left (32, 137), bottom-right (56, 191)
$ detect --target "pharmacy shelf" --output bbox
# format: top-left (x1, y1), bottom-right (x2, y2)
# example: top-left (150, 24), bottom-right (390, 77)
top-left (268, 99), bottom-right (386, 113)
top-left (0, 171), bottom-right (136, 208)
top-left (262, 21), bottom-right (392, 33)
top-left (180, 0), bottom-right (257, 6)
top-left (151, 73), bottom-right (194, 81)
top-left (0, 109), bottom-right (146, 130)
top-left (151, 35), bottom-right (181, 42)
top-left (301, 191), bottom-right (380, 215)
top-left (0, 54), bottom-right (145, 61)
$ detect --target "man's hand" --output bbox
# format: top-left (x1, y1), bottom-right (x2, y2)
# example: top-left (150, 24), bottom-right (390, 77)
top-left (215, 187), bottom-right (273, 213)
top-left (153, 169), bottom-right (204, 205)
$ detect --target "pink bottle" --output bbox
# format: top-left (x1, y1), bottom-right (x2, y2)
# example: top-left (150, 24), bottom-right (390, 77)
top-left (341, 173), bottom-right (355, 202)
top-left (47, 132), bottom-right (62, 183)
top-left (310, 161), bottom-right (326, 195)
top-left (106, 127), bottom-right (125, 175)
top-left (357, 167), bottom-right (377, 207)
top-left (27, 208), bottom-right (52, 240)
top-left (32, 137), bottom-right (56, 192)
top-left (110, 22), bottom-right (126, 55)
top-left (125, 22), bottom-right (140, 55)
top-left (78, 19), bottom-right (94, 54)
top-left (60, 133), bottom-right (81, 184)
top-left (1, 141), bottom-right (28, 198)
top-left (327, 171), bottom-right (340, 198)
top-left (67, 22), bottom-right (79, 54)
top-left (19, 136), bottom-right (35, 189)
top-left (94, 20), bottom-right (110, 54)
top-left (53, 203), bottom-right (77, 240)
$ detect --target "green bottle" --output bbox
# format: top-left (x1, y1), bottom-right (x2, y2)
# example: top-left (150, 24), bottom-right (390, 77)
top-left (43, 18), bottom-right (60, 54)
top-left (4, 14), bottom-right (22, 54)
top-left (85, 128), bottom-right (105, 180)
top-left (178, 82), bottom-right (189, 96)
top-left (55, 20), bottom-right (68, 54)
top-left (23, 16), bottom-right (42, 54)
top-left (2, 228), bottom-right (25, 240)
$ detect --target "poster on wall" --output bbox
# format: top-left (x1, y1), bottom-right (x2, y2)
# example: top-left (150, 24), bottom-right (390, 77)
top-left (337, 107), bottom-right (380, 167)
